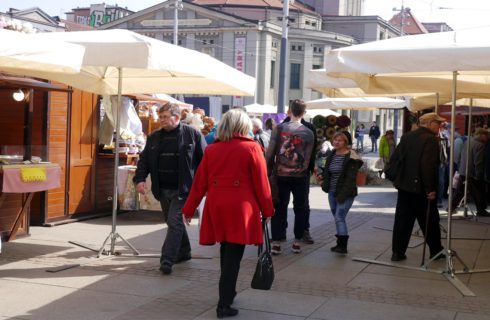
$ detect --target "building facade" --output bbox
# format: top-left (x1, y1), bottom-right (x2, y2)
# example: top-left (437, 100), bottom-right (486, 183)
top-left (65, 3), bottom-right (133, 28)
top-left (99, 0), bottom-right (357, 115)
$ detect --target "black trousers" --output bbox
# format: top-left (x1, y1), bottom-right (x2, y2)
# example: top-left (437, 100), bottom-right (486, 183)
top-left (467, 177), bottom-right (487, 213)
top-left (392, 190), bottom-right (443, 256)
top-left (218, 242), bottom-right (245, 308)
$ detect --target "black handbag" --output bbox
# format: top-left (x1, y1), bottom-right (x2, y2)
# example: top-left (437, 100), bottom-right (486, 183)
top-left (251, 220), bottom-right (274, 290)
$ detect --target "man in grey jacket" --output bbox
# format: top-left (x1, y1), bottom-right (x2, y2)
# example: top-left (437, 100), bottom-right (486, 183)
top-left (459, 128), bottom-right (489, 216)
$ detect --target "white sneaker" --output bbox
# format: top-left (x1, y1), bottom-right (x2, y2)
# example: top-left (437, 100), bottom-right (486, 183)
top-left (271, 242), bottom-right (282, 255)
top-left (291, 242), bottom-right (301, 254)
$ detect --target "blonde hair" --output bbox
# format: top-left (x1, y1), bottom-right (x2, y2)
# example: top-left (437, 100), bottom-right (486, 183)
top-left (332, 132), bottom-right (349, 145)
top-left (216, 109), bottom-right (252, 141)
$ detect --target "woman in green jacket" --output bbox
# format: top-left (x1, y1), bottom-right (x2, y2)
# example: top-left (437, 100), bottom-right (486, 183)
top-left (379, 130), bottom-right (396, 174)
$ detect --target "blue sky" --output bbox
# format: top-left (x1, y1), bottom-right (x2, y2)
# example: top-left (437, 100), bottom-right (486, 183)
top-left (1, 0), bottom-right (490, 30)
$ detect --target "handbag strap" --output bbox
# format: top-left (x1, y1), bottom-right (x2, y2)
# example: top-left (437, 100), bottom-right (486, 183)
top-left (258, 219), bottom-right (271, 256)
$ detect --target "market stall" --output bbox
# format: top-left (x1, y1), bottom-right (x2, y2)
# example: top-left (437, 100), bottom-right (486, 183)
top-left (0, 160), bottom-right (61, 240)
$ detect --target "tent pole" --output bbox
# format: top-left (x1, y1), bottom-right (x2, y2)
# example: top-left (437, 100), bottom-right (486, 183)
top-left (462, 99), bottom-right (473, 217)
top-left (97, 67), bottom-right (139, 257)
top-left (434, 92), bottom-right (439, 114)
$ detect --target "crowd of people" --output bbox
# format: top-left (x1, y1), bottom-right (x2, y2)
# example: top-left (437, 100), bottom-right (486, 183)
top-left (132, 102), bottom-right (489, 318)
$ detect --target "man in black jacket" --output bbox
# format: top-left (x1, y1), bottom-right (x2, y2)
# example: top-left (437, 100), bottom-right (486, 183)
top-left (134, 103), bottom-right (206, 274)
top-left (368, 121), bottom-right (380, 152)
top-left (390, 112), bottom-right (445, 262)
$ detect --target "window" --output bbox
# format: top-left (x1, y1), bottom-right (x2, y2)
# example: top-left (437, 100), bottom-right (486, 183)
top-left (312, 64), bottom-right (321, 70)
top-left (298, 45), bottom-right (303, 51)
top-left (201, 47), bottom-right (215, 57)
top-left (270, 60), bottom-right (275, 88)
top-left (292, 45), bottom-right (296, 51)
top-left (290, 63), bottom-right (301, 89)
top-left (313, 47), bottom-right (317, 53)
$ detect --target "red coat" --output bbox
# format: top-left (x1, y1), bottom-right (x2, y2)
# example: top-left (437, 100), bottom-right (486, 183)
top-left (182, 136), bottom-right (274, 245)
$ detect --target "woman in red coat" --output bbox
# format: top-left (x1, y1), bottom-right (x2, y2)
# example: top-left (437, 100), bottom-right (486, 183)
top-left (182, 109), bottom-right (274, 318)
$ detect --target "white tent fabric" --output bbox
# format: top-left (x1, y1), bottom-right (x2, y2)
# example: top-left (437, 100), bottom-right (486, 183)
top-left (10, 29), bottom-right (256, 256)
top-left (0, 28), bottom-right (84, 74)
top-left (321, 24), bottom-right (490, 294)
top-left (305, 97), bottom-right (407, 111)
top-left (18, 29), bottom-right (255, 96)
top-left (244, 103), bottom-right (286, 114)
top-left (154, 93), bottom-right (193, 108)
top-left (324, 26), bottom-right (490, 75)
top-left (304, 109), bottom-right (340, 118)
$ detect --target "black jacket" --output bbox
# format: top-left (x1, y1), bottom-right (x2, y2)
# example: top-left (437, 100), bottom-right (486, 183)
top-left (133, 123), bottom-right (206, 200)
top-left (392, 126), bottom-right (439, 195)
top-left (320, 150), bottom-right (363, 203)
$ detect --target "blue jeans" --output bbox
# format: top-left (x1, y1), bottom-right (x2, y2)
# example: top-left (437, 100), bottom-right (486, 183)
top-left (271, 176), bottom-right (309, 241)
top-left (370, 137), bottom-right (378, 152)
top-left (356, 136), bottom-right (364, 151)
top-left (159, 189), bottom-right (191, 266)
top-left (328, 193), bottom-right (355, 236)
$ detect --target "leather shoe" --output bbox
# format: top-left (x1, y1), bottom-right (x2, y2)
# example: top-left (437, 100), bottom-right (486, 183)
top-left (476, 210), bottom-right (490, 217)
top-left (175, 254), bottom-right (191, 264)
top-left (159, 263), bottom-right (172, 275)
top-left (391, 253), bottom-right (407, 262)
top-left (216, 306), bottom-right (239, 318)
top-left (430, 252), bottom-right (446, 260)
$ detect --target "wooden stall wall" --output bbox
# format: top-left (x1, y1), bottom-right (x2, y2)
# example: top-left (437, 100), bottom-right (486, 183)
top-left (68, 90), bottom-right (98, 216)
top-left (44, 90), bottom-right (69, 222)
top-left (0, 90), bottom-right (44, 235)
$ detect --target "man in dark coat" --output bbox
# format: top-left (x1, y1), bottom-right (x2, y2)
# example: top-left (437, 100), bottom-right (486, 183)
top-left (134, 103), bottom-right (206, 274)
top-left (390, 112), bottom-right (445, 261)
top-left (368, 121), bottom-right (381, 152)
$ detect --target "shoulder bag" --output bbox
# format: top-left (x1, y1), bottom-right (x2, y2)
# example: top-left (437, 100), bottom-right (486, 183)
top-left (251, 220), bottom-right (275, 290)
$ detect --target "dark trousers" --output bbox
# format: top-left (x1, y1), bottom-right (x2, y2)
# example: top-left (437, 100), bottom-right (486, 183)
top-left (451, 175), bottom-right (466, 210)
top-left (468, 177), bottom-right (487, 213)
top-left (271, 176), bottom-right (308, 241)
top-left (159, 189), bottom-right (191, 265)
top-left (218, 242), bottom-right (245, 308)
top-left (392, 190), bottom-right (443, 256)
top-left (304, 173), bottom-right (311, 231)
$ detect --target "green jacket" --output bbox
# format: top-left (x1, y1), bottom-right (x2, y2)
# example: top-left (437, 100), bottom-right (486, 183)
top-left (320, 150), bottom-right (363, 203)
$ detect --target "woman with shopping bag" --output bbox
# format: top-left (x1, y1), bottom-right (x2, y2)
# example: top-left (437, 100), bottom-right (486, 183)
top-left (182, 109), bottom-right (274, 318)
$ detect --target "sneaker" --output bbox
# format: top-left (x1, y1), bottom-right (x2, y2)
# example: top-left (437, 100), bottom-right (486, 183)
top-left (291, 242), bottom-right (301, 254)
top-left (271, 242), bottom-right (282, 255)
top-left (302, 230), bottom-right (314, 244)
top-left (159, 262), bottom-right (172, 275)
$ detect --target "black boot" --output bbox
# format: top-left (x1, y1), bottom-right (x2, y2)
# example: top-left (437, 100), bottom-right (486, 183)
top-left (332, 235), bottom-right (349, 254)
top-left (330, 235), bottom-right (341, 252)
top-left (216, 306), bottom-right (239, 318)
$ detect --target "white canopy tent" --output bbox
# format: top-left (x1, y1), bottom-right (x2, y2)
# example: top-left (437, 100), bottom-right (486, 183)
top-left (244, 103), bottom-right (281, 114)
top-left (305, 97), bottom-right (407, 111)
top-left (322, 25), bottom-right (490, 296)
top-left (0, 28), bottom-right (84, 75)
top-left (14, 29), bottom-right (256, 257)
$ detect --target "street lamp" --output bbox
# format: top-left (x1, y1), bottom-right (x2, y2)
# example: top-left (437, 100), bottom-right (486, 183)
top-left (391, 0), bottom-right (406, 140)
top-left (173, 0), bottom-right (183, 46)
top-left (277, 0), bottom-right (295, 114)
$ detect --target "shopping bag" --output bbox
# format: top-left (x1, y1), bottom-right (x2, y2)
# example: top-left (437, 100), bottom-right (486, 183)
top-left (251, 220), bottom-right (274, 290)
top-left (374, 158), bottom-right (384, 170)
